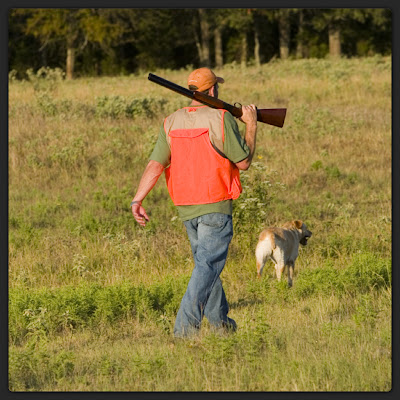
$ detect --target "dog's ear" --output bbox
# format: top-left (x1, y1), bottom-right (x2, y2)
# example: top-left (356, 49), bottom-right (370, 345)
top-left (294, 220), bottom-right (303, 229)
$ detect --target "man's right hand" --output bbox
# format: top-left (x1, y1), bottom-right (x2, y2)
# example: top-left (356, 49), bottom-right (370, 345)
top-left (239, 104), bottom-right (257, 126)
top-left (235, 104), bottom-right (258, 171)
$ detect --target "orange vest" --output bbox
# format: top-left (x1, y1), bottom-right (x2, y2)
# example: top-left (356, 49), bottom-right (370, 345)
top-left (164, 107), bottom-right (242, 206)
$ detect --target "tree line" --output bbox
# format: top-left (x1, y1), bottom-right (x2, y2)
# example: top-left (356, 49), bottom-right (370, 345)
top-left (9, 8), bottom-right (392, 79)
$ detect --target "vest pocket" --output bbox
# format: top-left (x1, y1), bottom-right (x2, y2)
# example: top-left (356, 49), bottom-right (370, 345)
top-left (169, 128), bottom-right (208, 138)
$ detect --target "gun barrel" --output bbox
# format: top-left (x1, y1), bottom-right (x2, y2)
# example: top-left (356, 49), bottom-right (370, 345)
top-left (148, 73), bottom-right (194, 100)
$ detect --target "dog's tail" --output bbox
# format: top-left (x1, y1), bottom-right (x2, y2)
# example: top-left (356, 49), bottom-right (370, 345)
top-left (256, 231), bottom-right (275, 278)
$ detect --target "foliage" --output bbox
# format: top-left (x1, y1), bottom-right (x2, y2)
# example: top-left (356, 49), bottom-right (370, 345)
top-left (22, 9), bottom-right (124, 55)
top-left (9, 278), bottom-right (188, 343)
top-left (8, 251), bottom-right (391, 344)
top-left (233, 162), bottom-right (286, 236)
top-left (8, 9), bottom-right (391, 77)
top-left (9, 347), bottom-right (75, 391)
top-left (26, 66), bottom-right (65, 93)
top-left (292, 253), bottom-right (391, 299)
top-left (95, 95), bottom-right (167, 119)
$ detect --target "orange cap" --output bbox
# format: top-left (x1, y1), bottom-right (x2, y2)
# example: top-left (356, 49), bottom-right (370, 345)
top-left (187, 68), bottom-right (225, 91)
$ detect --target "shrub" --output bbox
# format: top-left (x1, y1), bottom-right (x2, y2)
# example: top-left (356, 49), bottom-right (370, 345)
top-left (294, 265), bottom-right (342, 298)
top-left (95, 95), bottom-right (167, 119)
top-left (9, 348), bottom-right (75, 391)
top-left (9, 69), bottom-right (18, 82)
top-left (292, 253), bottom-right (391, 299)
top-left (26, 67), bottom-right (65, 94)
top-left (342, 252), bottom-right (391, 294)
top-left (233, 162), bottom-right (286, 236)
top-left (9, 276), bottom-right (189, 343)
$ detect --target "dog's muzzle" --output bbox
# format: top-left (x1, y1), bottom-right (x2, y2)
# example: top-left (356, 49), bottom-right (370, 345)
top-left (300, 233), bottom-right (312, 246)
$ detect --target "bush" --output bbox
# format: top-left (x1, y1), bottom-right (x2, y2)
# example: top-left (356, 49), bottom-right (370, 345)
top-left (294, 266), bottom-right (342, 298)
top-left (95, 95), bottom-right (167, 119)
top-left (292, 253), bottom-right (391, 299)
top-left (233, 162), bottom-right (286, 236)
top-left (26, 67), bottom-right (65, 94)
top-left (9, 276), bottom-right (189, 343)
top-left (9, 348), bottom-right (75, 391)
top-left (342, 252), bottom-right (391, 294)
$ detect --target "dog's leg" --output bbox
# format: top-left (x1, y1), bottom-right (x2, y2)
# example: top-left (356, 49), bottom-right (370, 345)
top-left (256, 260), bottom-right (265, 279)
top-left (287, 261), bottom-right (294, 287)
top-left (275, 263), bottom-right (285, 282)
top-left (256, 241), bottom-right (270, 279)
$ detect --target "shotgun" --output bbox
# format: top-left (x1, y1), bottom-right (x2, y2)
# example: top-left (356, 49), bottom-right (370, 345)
top-left (148, 73), bottom-right (286, 128)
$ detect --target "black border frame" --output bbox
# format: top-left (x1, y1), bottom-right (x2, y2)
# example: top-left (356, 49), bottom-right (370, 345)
top-left (2, 1), bottom-right (398, 399)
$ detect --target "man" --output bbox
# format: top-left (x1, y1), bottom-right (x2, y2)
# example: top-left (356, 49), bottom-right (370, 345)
top-left (131, 67), bottom-right (257, 337)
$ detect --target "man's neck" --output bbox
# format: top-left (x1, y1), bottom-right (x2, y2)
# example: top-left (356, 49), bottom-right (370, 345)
top-left (190, 86), bottom-right (217, 106)
top-left (190, 100), bottom-right (204, 106)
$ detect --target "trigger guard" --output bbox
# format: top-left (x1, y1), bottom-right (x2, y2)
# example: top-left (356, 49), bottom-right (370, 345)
top-left (234, 102), bottom-right (242, 109)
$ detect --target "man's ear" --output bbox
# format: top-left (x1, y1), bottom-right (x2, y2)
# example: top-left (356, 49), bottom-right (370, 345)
top-left (209, 84), bottom-right (216, 98)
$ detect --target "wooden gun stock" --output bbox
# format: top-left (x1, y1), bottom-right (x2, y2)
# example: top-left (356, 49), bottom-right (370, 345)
top-left (256, 108), bottom-right (287, 128)
top-left (148, 73), bottom-right (287, 128)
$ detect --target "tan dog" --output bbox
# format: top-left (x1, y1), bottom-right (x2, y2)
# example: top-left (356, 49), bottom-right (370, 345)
top-left (255, 220), bottom-right (312, 286)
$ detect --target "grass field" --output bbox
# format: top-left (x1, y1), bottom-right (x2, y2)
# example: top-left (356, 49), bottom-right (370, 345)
top-left (8, 56), bottom-right (392, 391)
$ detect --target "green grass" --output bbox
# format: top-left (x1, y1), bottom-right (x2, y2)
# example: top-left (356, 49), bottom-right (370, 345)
top-left (8, 57), bottom-right (391, 391)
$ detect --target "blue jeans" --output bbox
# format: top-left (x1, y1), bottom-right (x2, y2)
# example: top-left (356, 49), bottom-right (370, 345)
top-left (174, 213), bottom-right (236, 337)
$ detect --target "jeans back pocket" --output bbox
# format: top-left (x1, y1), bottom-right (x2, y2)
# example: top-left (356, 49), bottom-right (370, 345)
top-left (200, 213), bottom-right (230, 228)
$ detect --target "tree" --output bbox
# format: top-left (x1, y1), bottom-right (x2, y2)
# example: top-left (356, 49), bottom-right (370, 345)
top-left (248, 9), bottom-right (271, 67)
top-left (8, 10), bottom-right (43, 75)
top-left (296, 9), bottom-right (305, 58)
top-left (8, 8), bottom-right (392, 76)
top-left (209, 9), bottom-right (229, 69)
top-left (343, 9), bottom-right (392, 56)
top-left (20, 9), bottom-right (124, 79)
top-left (278, 9), bottom-right (291, 59)
top-left (225, 9), bottom-right (253, 68)
top-left (131, 9), bottom-right (196, 71)
top-left (251, 9), bottom-right (277, 64)
top-left (197, 9), bottom-right (211, 67)
top-left (311, 9), bottom-right (357, 58)
top-left (214, 25), bottom-right (223, 68)
top-left (328, 20), bottom-right (341, 57)
top-left (253, 19), bottom-right (261, 67)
